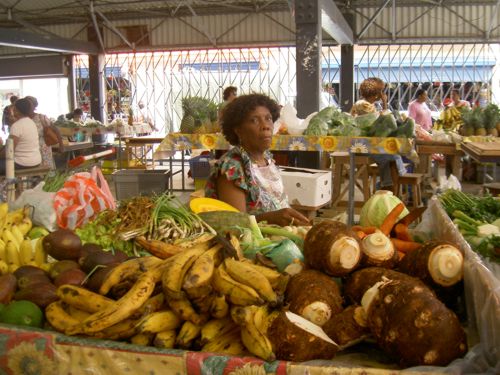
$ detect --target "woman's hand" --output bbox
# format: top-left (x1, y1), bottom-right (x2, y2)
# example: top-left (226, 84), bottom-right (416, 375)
top-left (257, 208), bottom-right (310, 227)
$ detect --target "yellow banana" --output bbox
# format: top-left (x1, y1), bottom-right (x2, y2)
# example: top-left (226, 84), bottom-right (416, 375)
top-left (238, 306), bottom-right (275, 361)
top-left (0, 260), bottom-right (8, 274)
top-left (45, 301), bottom-right (81, 334)
top-left (200, 317), bottom-right (238, 345)
top-left (167, 295), bottom-right (208, 325)
top-left (19, 239), bottom-right (34, 266)
top-left (2, 230), bottom-right (19, 249)
top-left (17, 217), bottom-right (32, 236)
top-left (6, 241), bottom-right (20, 268)
top-left (0, 239), bottom-right (6, 262)
top-left (0, 203), bottom-right (8, 221)
top-left (99, 256), bottom-right (164, 295)
top-left (57, 285), bottom-right (114, 313)
top-left (242, 262), bottom-right (283, 288)
top-left (5, 208), bottom-right (24, 225)
top-left (182, 244), bottom-right (222, 299)
top-left (191, 293), bottom-right (215, 314)
top-left (212, 265), bottom-right (264, 306)
top-left (153, 330), bottom-right (177, 349)
top-left (75, 270), bottom-right (158, 334)
top-left (210, 293), bottom-right (229, 319)
top-left (176, 321), bottom-right (202, 349)
top-left (130, 333), bottom-right (153, 346)
top-left (162, 247), bottom-right (206, 300)
top-left (66, 305), bottom-right (92, 322)
top-left (201, 327), bottom-right (246, 356)
top-left (136, 310), bottom-right (181, 335)
top-left (133, 293), bottom-right (165, 318)
top-left (96, 318), bottom-right (140, 340)
top-left (225, 258), bottom-right (277, 304)
top-left (34, 237), bottom-right (47, 266)
top-left (10, 226), bottom-right (24, 245)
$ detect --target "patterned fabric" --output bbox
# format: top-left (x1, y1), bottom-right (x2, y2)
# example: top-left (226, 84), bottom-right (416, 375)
top-left (155, 133), bottom-right (415, 155)
top-left (205, 146), bottom-right (289, 214)
top-left (33, 113), bottom-right (55, 169)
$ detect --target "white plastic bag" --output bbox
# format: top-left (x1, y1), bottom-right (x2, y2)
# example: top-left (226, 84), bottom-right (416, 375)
top-left (10, 182), bottom-right (58, 231)
top-left (279, 103), bottom-right (316, 135)
top-left (437, 174), bottom-right (462, 192)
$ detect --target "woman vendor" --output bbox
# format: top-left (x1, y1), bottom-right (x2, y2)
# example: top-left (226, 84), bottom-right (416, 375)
top-left (350, 77), bottom-right (406, 190)
top-left (205, 94), bottom-right (310, 227)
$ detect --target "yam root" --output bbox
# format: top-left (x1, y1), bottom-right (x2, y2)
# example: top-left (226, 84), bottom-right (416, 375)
top-left (343, 267), bottom-right (426, 305)
top-left (363, 278), bottom-right (467, 366)
top-left (268, 311), bottom-right (338, 362)
top-left (304, 221), bottom-right (362, 277)
top-left (397, 241), bottom-right (464, 288)
top-left (361, 231), bottom-right (399, 268)
top-left (322, 305), bottom-right (370, 348)
top-left (285, 270), bottom-right (343, 326)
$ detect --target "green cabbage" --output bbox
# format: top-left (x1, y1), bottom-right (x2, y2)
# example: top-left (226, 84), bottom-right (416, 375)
top-left (303, 107), bottom-right (336, 136)
top-left (359, 190), bottom-right (409, 228)
top-left (365, 113), bottom-right (398, 137)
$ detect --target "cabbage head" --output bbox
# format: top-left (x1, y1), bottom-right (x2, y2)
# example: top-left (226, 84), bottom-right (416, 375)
top-left (359, 190), bottom-right (409, 227)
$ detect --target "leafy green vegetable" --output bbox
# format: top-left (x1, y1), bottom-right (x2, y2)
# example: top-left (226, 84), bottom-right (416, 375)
top-left (365, 113), bottom-right (398, 137)
top-left (360, 190), bottom-right (409, 228)
top-left (303, 107), bottom-right (334, 136)
top-left (43, 171), bottom-right (72, 192)
top-left (391, 117), bottom-right (415, 138)
top-left (439, 189), bottom-right (500, 224)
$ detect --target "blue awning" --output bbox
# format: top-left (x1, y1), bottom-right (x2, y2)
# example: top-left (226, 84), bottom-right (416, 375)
top-left (76, 66), bottom-right (123, 79)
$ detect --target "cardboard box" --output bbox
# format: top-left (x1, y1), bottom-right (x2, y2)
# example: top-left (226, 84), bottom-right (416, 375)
top-left (280, 167), bottom-right (331, 207)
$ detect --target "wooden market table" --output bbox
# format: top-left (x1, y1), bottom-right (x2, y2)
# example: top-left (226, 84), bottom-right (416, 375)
top-left (155, 133), bottom-right (414, 224)
top-left (460, 141), bottom-right (500, 183)
top-left (53, 141), bottom-right (94, 165)
top-left (415, 140), bottom-right (464, 179)
top-left (123, 136), bottom-right (166, 169)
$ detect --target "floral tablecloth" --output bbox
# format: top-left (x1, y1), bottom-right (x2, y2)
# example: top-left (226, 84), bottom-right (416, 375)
top-left (0, 324), bottom-right (433, 375)
top-left (154, 133), bottom-right (414, 156)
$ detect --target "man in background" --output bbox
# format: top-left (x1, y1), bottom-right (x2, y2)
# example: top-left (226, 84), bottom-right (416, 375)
top-left (2, 95), bottom-right (18, 132)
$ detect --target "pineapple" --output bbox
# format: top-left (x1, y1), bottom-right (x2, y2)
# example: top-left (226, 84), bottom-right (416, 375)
top-left (180, 115), bottom-right (196, 133)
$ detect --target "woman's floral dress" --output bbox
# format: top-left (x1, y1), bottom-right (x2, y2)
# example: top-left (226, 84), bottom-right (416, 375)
top-left (205, 146), bottom-right (289, 215)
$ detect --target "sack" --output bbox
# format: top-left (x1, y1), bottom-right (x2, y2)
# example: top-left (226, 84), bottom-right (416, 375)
top-left (11, 182), bottom-right (58, 231)
top-left (54, 166), bottom-right (116, 229)
top-left (41, 115), bottom-right (61, 146)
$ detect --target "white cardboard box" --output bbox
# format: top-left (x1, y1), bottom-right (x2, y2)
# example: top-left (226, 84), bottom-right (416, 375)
top-left (280, 166), bottom-right (332, 207)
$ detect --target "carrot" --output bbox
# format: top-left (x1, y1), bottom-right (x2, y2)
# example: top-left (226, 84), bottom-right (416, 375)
top-left (380, 203), bottom-right (405, 236)
top-left (394, 223), bottom-right (412, 241)
top-left (398, 207), bottom-right (426, 226)
top-left (391, 238), bottom-right (422, 254)
top-left (397, 251), bottom-right (406, 261)
top-left (356, 231), bottom-right (367, 240)
top-left (351, 226), bottom-right (377, 234)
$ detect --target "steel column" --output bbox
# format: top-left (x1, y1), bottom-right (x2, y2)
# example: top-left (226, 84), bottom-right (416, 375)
top-left (340, 11), bottom-right (355, 112)
top-left (67, 55), bottom-right (77, 110)
top-left (295, 0), bottom-right (322, 117)
top-left (88, 54), bottom-right (105, 122)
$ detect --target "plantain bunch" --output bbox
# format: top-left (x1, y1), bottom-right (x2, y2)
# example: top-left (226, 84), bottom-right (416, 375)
top-left (45, 234), bottom-right (288, 360)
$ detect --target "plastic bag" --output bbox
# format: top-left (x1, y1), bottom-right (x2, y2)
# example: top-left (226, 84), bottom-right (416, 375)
top-left (437, 174), bottom-right (462, 192)
top-left (10, 182), bottom-right (58, 231)
top-left (279, 103), bottom-right (314, 135)
top-left (54, 166), bottom-right (116, 230)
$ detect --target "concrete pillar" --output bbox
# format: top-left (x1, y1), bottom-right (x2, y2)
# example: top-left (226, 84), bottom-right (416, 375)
top-left (88, 54), bottom-right (105, 122)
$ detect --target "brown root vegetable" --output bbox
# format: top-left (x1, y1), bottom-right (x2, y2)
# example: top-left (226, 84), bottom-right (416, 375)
top-left (363, 278), bottom-right (467, 367)
top-left (268, 311), bottom-right (339, 362)
top-left (397, 241), bottom-right (464, 289)
top-left (285, 269), bottom-right (343, 326)
top-left (322, 305), bottom-right (370, 348)
top-left (343, 267), bottom-right (425, 304)
top-left (304, 221), bottom-right (362, 277)
top-left (361, 231), bottom-right (399, 268)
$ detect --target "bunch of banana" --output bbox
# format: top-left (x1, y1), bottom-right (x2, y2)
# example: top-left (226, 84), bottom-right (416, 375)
top-left (231, 305), bottom-right (277, 361)
top-left (439, 106), bottom-right (464, 131)
top-left (0, 204), bottom-right (51, 274)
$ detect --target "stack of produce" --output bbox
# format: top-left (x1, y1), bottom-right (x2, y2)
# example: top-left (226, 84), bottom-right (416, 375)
top-left (303, 107), bottom-right (415, 138)
top-left (435, 106), bottom-right (464, 132)
top-left (180, 96), bottom-right (219, 134)
top-left (435, 103), bottom-right (500, 137)
top-left (439, 189), bottom-right (499, 262)
top-left (0, 196), bottom-right (473, 369)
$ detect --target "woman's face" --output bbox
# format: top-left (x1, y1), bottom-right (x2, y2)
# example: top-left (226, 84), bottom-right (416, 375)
top-left (235, 106), bottom-right (274, 153)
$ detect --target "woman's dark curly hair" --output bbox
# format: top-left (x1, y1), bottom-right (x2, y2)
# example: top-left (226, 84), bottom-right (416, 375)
top-left (221, 93), bottom-right (280, 146)
top-left (359, 77), bottom-right (385, 99)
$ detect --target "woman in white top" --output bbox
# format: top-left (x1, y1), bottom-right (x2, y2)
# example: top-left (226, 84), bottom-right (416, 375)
top-left (0, 98), bottom-right (41, 174)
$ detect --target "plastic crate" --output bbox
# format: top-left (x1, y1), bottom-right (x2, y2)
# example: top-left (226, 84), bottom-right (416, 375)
top-left (112, 169), bottom-right (170, 200)
top-left (189, 155), bottom-right (212, 179)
